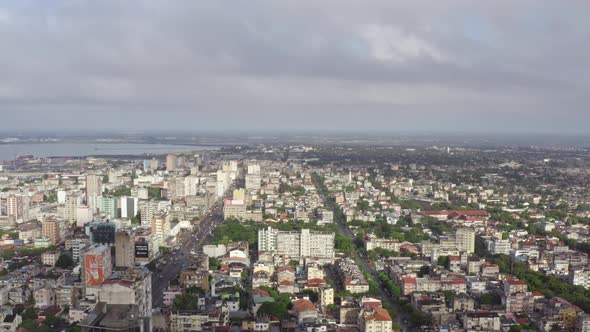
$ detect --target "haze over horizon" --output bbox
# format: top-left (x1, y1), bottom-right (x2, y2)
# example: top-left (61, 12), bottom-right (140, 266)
top-left (0, 1), bottom-right (588, 133)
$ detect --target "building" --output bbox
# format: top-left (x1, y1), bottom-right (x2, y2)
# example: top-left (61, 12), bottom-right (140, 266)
top-left (42, 218), bottom-right (63, 245)
top-left (41, 252), bottom-right (60, 267)
top-left (139, 200), bottom-right (157, 226)
top-left (86, 174), bottom-right (102, 210)
top-left (365, 236), bottom-right (400, 252)
top-left (7, 194), bottom-right (24, 222)
top-left (180, 255), bottom-right (210, 291)
top-left (115, 229), bottom-right (136, 268)
top-left (79, 302), bottom-right (148, 332)
top-left (455, 227), bottom-right (475, 253)
top-left (258, 227), bottom-right (335, 263)
top-left (151, 214), bottom-right (171, 248)
top-left (65, 194), bottom-right (82, 224)
top-left (98, 268), bottom-right (152, 332)
top-left (88, 221), bottom-right (116, 244)
top-left (487, 238), bottom-right (511, 255)
top-left (462, 312), bottom-right (501, 331)
top-left (81, 245), bottom-right (113, 299)
top-left (358, 306), bottom-right (392, 332)
top-left (169, 311), bottom-right (209, 332)
top-left (319, 285), bottom-right (334, 307)
top-left (99, 196), bottom-right (118, 219)
top-left (120, 196), bottom-right (139, 219)
top-left (223, 200), bottom-right (248, 221)
top-left (570, 268), bottom-right (590, 289)
top-left (166, 154), bottom-right (177, 171)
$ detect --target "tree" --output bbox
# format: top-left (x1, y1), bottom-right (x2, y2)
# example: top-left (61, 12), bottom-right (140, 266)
top-left (257, 302), bottom-right (288, 319)
top-left (302, 289), bottom-right (319, 303)
top-left (56, 253), bottom-right (74, 269)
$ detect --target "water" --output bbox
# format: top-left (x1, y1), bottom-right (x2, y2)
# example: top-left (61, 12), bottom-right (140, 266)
top-left (0, 142), bottom-right (216, 160)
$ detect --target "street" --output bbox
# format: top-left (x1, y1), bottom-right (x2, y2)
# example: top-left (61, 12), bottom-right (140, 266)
top-left (151, 201), bottom-right (224, 308)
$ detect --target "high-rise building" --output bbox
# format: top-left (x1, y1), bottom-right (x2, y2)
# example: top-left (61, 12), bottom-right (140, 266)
top-left (81, 245), bottom-right (113, 299)
top-left (42, 218), bottom-right (63, 245)
top-left (258, 227), bottom-right (278, 253)
top-left (247, 164), bottom-right (261, 175)
top-left (86, 174), bottom-right (102, 209)
top-left (166, 154), bottom-right (177, 171)
top-left (98, 267), bottom-right (152, 331)
top-left (151, 214), bottom-right (170, 248)
top-left (258, 228), bottom-right (335, 263)
top-left (7, 194), bottom-right (24, 222)
top-left (99, 196), bottom-right (118, 219)
top-left (120, 196), bottom-right (139, 219)
top-left (139, 200), bottom-right (157, 226)
top-left (64, 194), bottom-right (81, 224)
top-left (115, 229), bottom-right (136, 268)
top-left (455, 227), bottom-right (476, 254)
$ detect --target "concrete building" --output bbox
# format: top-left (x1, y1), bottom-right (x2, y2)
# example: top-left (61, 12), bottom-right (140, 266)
top-left (570, 268), bottom-right (590, 289)
top-left (151, 214), bottom-right (171, 248)
top-left (98, 268), bottom-right (152, 332)
top-left (99, 196), bottom-right (118, 219)
top-left (120, 196), bottom-right (139, 219)
top-left (455, 227), bottom-right (475, 253)
top-left (86, 174), bottom-right (102, 210)
top-left (42, 218), bottom-right (64, 245)
top-left (319, 285), bottom-right (334, 307)
top-left (462, 312), bottom-right (501, 331)
top-left (7, 194), bottom-right (24, 223)
top-left (81, 245), bottom-right (113, 300)
top-left (65, 194), bottom-right (82, 224)
top-left (115, 229), bottom-right (136, 268)
top-left (139, 200), bottom-right (157, 226)
top-left (358, 306), bottom-right (392, 332)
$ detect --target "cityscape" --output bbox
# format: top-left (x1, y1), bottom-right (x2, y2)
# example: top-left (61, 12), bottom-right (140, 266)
top-left (1, 141), bottom-right (590, 332)
top-left (1, 1), bottom-right (590, 332)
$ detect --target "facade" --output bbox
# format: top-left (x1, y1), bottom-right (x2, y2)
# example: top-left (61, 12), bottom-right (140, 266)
top-left (115, 229), bottom-right (136, 268)
top-left (455, 227), bottom-right (475, 253)
top-left (86, 174), bottom-right (102, 210)
top-left (81, 245), bottom-right (113, 297)
top-left (120, 196), bottom-right (139, 219)
top-left (7, 194), bottom-right (24, 222)
top-left (41, 218), bottom-right (63, 245)
top-left (258, 227), bottom-right (335, 263)
top-left (98, 268), bottom-right (152, 332)
top-left (358, 306), bottom-right (392, 332)
top-left (365, 237), bottom-right (400, 252)
top-left (462, 312), bottom-right (501, 331)
top-left (151, 214), bottom-right (171, 248)
top-left (65, 194), bottom-right (82, 224)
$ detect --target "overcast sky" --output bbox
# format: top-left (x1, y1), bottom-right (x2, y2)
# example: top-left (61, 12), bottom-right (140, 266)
top-left (0, 1), bottom-right (588, 134)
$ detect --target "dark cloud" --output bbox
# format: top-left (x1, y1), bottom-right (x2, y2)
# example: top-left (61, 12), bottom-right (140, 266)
top-left (0, 0), bottom-right (588, 133)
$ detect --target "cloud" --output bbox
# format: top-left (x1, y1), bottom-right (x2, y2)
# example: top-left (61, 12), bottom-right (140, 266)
top-left (0, 0), bottom-right (588, 133)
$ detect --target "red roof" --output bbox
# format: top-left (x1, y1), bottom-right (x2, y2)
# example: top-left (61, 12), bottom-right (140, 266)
top-left (251, 289), bottom-right (270, 297)
top-left (293, 299), bottom-right (317, 312)
top-left (403, 277), bottom-right (417, 284)
top-left (363, 307), bottom-right (392, 322)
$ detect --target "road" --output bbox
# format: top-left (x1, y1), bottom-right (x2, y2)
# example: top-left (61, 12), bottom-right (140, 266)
top-left (317, 190), bottom-right (411, 332)
top-left (151, 199), bottom-right (226, 308)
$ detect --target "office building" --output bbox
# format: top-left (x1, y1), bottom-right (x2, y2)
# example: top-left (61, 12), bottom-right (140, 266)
top-left (166, 154), bottom-right (177, 171)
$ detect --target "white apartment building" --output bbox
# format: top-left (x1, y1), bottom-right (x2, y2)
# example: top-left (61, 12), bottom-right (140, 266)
top-left (258, 227), bottom-right (335, 263)
top-left (455, 227), bottom-right (475, 253)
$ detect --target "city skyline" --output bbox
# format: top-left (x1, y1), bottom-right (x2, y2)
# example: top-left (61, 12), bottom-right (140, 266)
top-left (0, 1), bottom-right (588, 133)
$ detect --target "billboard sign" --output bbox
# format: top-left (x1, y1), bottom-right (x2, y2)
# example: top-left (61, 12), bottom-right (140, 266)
top-left (84, 253), bottom-right (105, 287)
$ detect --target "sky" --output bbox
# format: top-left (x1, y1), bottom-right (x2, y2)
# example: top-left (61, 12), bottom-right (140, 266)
top-left (0, 0), bottom-right (589, 134)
